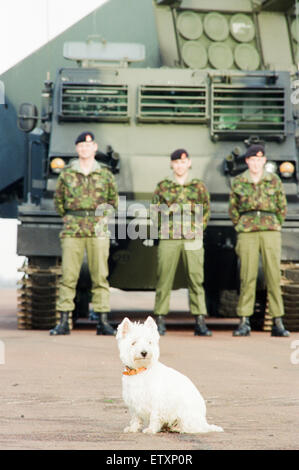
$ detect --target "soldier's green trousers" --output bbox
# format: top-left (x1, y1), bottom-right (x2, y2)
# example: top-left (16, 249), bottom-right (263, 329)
top-left (56, 237), bottom-right (110, 313)
top-left (154, 239), bottom-right (207, 316)
top-left (236, 231), bottom-right (284, 318)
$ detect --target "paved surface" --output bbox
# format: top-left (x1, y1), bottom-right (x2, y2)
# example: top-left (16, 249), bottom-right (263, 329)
top-left (0, 288), bottom-right (299, 450)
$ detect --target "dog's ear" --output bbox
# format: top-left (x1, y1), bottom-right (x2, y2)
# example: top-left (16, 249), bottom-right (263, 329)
top-left (144, 316), bottom-right (158, 332)
top-left (116, 317), bottom-right (131, 339)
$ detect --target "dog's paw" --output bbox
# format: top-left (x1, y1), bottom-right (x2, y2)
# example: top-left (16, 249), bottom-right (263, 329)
top-left (124, 424), bottom-right (141, 433)
top-left (142, 427), bottom-right (158, 434)
top-left (124, 426), bottom-right (137, 433)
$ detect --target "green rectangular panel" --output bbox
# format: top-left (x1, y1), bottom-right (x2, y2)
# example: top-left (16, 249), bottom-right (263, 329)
top-left (137, 84), bottom-right (207, 122)
top-left (59, 83), bottom-right (129, 122)
top-left (211, 84), bottom-right (285, 140)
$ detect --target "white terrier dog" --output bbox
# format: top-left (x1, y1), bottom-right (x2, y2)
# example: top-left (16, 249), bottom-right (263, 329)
top-left (116, 316), bottom-right (223, 434)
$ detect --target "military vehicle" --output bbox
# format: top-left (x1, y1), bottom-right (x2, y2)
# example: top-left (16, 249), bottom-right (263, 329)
top-left (15, 0), bottom-right (299, 331)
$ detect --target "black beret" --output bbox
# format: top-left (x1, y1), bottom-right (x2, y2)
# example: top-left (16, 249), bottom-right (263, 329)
top-left (170, 149), bottom-right (189, 161)
top-left (244, 144), bottom-right (265, 158)
top-left (75, 131), bottom-right (95, 145)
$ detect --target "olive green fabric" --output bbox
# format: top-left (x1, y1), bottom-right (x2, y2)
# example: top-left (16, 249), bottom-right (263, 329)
top-left (151, 172), bottom-right (210, 239)
top-left (236, 231), bottom-right (284, 318)
top-left (229, 169), bottom-right (287, 233)
top-left (154, 239), bottom-right (207, 316)
top-left (56, 237), bottom-right (110, 313)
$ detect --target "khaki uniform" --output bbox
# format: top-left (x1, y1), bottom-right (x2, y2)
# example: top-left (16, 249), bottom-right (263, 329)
top-left (229, 169), bottom-right (287, 318)
top-left (154, 239), bottom-right (206, 315)
top-left (152, 173), bottom-right (210, 316)
top-left (54, 159), bottom-right (118, 313)
top-left (57, 237), bottom-right (110, 312)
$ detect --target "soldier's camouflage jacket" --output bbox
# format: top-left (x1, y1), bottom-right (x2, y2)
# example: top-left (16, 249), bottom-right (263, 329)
top-left (54, 159), bottom-right (118, 238)
top-left (151, 173), bottom-right (210, 240)
top-left (229, 169), bottom-right (287, 233)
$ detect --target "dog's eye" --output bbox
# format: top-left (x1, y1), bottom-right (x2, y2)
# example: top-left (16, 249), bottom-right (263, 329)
top-left (148, 341), bottom-right (152, 345)
top-left (131, 341), bottom-right (136, 346)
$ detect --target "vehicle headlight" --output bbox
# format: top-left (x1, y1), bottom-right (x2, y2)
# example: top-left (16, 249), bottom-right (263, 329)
top-left (264, 161), bottom-right (277, 173)
top-left (279, 161), bottom-right (295, 178)
top-left (50, 158), bottom-right (65, 174)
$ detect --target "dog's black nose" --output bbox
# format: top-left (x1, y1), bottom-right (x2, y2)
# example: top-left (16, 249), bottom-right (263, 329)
top-left (141, 351), bottom-right (147, 358)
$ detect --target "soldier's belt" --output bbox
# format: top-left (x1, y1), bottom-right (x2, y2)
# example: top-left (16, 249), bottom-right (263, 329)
top-left (241, 210), bottom-right (276, 217)
top-left (66, 210), bottom-right (96, 217)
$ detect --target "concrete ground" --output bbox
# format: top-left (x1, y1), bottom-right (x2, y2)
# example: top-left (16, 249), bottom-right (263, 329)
top-left (0, 288), bottom-right (299, 451)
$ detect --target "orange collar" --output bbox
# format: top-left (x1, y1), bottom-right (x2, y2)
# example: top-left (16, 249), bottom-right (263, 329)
top-left (123, 366), bottom-right (147, 376)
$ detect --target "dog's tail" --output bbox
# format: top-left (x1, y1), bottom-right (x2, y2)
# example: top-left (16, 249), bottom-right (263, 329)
top-left (182, 420), bottom-right (224, 433)
top-left (205, 424), bottom-right (224, 433)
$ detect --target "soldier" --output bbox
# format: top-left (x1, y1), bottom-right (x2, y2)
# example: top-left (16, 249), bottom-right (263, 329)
top-left (50, 131), bottom-right (118, 336)
top-left (229, 144), bottom-right (290, 337)
top-left (151, 148), bottom-right (211, 336)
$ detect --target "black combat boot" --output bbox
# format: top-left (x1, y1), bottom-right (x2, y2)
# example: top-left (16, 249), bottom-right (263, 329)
top-left (49, 312), bottom-right (70, 335)
top-left (271, 317), bottom-right (290, 337)
top-left (96, 313), bottom-right (115, 335)
top-left (155, 315), bottom-right (166, 336)
top-left (233, 317), bottom-right (251, 337)
top-left (194, 315), bottom-right (212, 336)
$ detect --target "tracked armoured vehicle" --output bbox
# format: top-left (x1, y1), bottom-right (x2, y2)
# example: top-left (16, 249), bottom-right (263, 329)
top-left (16, 0), bottom-right (299, 331)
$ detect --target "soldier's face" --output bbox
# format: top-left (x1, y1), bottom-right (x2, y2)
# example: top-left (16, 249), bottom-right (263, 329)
top-left (171, 157), bottom-right (191, 177)
top-left (76, 141), bottom-right (98, 159)
top-left (245, 154), bottom-right (266, 175)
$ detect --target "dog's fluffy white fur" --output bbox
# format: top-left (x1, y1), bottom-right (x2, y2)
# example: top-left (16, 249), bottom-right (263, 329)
top-left (116, 316), bottom-right (223, 434)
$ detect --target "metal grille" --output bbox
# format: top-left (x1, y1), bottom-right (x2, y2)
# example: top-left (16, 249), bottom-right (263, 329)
top-left (59, 83), bottom-right (129, 121)
top-left (137, 85), bottom-right (207, 122)
top-left (211, 85), bottom-right (286, 139)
